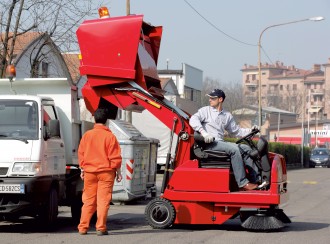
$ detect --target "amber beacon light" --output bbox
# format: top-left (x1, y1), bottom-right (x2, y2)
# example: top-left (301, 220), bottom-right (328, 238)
top-left (98, 7), bottom-right (110, 19)
top-left (5, 64), bottom-right (16, 80)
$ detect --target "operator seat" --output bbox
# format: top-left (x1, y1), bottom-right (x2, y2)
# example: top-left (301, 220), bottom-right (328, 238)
top-left (193, 132), bottom-right (231, 168)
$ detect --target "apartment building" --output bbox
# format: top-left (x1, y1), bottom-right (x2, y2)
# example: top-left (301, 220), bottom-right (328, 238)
top-left (241, 59), bottom-right (330, 124)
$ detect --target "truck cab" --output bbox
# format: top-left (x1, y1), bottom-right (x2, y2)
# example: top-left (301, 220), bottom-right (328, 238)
top-left (0, 95), bottom-right (66, 223)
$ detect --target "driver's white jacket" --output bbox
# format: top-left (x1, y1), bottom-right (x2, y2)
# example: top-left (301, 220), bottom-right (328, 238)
top-left (189, 106), bottom-right (251, 141)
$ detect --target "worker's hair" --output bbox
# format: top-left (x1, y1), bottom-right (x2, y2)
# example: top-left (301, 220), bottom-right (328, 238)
top-left (94, 108), bottom-right (108, 124)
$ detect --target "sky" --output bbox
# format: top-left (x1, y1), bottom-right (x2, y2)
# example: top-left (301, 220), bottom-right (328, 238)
top-left (94, 0), bottom-right (330, 84)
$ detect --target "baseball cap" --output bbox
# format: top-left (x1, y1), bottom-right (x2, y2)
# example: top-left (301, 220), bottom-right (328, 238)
top-left (206, 89), bottom-right (226, 99)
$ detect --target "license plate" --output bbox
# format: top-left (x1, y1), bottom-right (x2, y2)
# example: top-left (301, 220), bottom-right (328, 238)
top-left (0, 184), bottom-right (25, 194)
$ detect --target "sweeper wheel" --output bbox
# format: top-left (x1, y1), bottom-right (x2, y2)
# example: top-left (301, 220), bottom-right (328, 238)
top-left (145, 197), bottom-right (175, 229)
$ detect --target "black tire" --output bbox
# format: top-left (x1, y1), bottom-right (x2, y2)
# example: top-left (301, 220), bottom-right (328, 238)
top-left (71, 192), bottom-right (83, 224)
top-left (38, 187), bottom-right (58, 225)
top-left (145, 197), bottom-right (175, 229)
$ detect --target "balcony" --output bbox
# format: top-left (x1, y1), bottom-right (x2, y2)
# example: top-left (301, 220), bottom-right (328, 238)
top-left (245, 80), bottom-right (258, 87)
top-left (311, 89), bottom-right (324, 95)
top-left (244, 91), bottom-right (256, 97)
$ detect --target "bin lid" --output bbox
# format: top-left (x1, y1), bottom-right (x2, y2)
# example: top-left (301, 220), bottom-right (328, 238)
top-left (108, 119), bottom-right (149, 141)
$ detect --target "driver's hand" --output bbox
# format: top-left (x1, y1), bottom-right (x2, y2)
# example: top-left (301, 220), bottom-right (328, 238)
top-left (200, 130), bottom-right (214, 143)
top-left (252, 125), bottom-right (259, 131)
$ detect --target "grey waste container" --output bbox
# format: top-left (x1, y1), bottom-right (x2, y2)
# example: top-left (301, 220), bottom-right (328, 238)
top-left (108, 120), bottom-right (159, 202)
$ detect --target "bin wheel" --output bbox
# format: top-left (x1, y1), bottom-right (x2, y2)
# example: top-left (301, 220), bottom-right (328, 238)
top-left (145, 197), bottom-right (175, 229)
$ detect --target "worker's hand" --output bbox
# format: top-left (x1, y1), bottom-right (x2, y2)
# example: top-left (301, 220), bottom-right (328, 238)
top-left (80, 170), bottom-right (84, 180)
top-left (116, 170), bottom-right (123, 183)
top-left (200, 129), bottom-right (214, 143)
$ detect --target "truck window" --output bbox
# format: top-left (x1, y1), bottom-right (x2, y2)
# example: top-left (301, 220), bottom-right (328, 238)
top-left (43, 105), bottom-right (57, 124)
top-left (0, 100), bottom-right (38, 140)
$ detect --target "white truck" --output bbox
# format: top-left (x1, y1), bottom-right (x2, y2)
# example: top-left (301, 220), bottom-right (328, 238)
top-left (0, 77), bottom-right (159, 224)
top-left (0, 77), bottom-right (87, 224)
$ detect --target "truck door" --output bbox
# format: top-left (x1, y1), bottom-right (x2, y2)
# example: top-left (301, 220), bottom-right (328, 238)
top-left (42, 103), bottom-right (66, 175)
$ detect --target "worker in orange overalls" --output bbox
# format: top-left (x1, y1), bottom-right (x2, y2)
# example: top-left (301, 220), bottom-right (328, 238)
top-left (77, 108), bottom-right (122, 236)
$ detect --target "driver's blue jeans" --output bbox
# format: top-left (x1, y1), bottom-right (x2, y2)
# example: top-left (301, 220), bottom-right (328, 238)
top-left (205, 140), bottom-right (259, 188)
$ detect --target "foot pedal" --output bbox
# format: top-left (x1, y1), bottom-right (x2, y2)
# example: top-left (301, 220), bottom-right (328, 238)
top-left (257, 181), bottom-right (269, 190)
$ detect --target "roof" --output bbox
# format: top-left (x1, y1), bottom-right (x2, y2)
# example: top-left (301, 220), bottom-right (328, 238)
top-left (234, 105), bottom-right (296, 115)
top-left (242, 61), bottom-right (324, 79)
top-left (62, 52), bottom-right (80, 82)
top-left (1, 32), bottom-right (42, 57)
top-left (159, 77), bottom-right (171, 88)
top-left (158, 69), bottom-right (183, 75)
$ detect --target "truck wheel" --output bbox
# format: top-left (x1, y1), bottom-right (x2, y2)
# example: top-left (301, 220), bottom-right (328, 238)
top-left (145, 197), bottom-right (175, 229)
top-left (39, 187), bottom-right (58, 225)
top-left (71, 193), bottom-right (82, 224)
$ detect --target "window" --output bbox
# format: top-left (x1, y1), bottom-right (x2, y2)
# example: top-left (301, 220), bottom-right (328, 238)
top-left (0, 100), bottom-right (38, 139)
top-left (252, 74), bottom-right (256, 80)
top-left (41, 62), bottom-right (49, 78)
top-left (43, 105), bottom-right (57, 125)
top-left (293, 84), bottom-right (297, 90)
top-left (280, 85), bottom-right (283, 91)
top-left (31, 60), bottom-right (40, 78)
top-left (184, 86), bottom-right (201, 105)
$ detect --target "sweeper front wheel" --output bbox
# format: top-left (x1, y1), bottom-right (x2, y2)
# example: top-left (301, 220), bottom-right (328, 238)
top-left (145, 197), bottom-right (175, 229)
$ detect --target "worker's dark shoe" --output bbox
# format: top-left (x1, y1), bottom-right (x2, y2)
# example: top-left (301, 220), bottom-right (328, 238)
top-left (240, 182), bottom-right (258, 191)
top-left (96, 230), bottom-right (109, 236)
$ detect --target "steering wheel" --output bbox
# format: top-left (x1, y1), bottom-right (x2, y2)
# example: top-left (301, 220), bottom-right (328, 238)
top-left (236, 128), bottom-right (259, 144)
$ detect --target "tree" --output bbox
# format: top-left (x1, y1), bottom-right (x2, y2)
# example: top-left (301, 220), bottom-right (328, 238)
top-left (0, 0), bottom-right (103, 78)
top-left (202, 76), bottom-right (220, 106)
top-left (202, 77), bottom-right (244, 113)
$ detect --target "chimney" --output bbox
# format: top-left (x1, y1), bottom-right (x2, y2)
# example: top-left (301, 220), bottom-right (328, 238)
top-left (313, 64), bottom-right (321, 72)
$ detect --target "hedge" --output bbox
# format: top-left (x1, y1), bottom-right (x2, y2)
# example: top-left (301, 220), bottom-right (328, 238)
top-left (224, 137), bottom-right (311, 168)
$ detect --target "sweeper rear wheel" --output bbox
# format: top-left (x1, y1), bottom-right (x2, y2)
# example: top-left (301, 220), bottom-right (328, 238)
top-left (145, 197), bottom-right (175, 229)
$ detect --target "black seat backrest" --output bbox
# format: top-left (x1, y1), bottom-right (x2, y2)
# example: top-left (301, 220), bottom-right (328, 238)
top-left (193, 132), bottom-right (231, 168)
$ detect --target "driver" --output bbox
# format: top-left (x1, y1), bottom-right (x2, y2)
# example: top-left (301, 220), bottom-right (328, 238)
top-left (189, 89), bottom-right (260, 191)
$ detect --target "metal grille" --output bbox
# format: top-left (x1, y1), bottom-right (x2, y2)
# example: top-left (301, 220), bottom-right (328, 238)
top-left (0, 167), bottom-right (9, 175)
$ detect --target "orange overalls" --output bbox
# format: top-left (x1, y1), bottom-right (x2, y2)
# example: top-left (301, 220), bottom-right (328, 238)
top-left (77, 124), bottom-right (122, 233)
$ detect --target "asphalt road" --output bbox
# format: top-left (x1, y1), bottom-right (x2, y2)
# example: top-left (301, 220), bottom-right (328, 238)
top-left (0, 168), bottom-right (329, 244)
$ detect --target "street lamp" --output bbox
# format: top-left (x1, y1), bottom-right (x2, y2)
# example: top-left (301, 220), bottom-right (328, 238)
top-left (257, 16), bottom-right (325, 129)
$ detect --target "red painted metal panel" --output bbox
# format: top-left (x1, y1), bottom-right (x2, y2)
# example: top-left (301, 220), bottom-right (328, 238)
top-left (77, 15), bottom-right (143, 77)
top-left (172, 202), bottom-right (240, 225)
top-left (172, 202), bottom-right (214, 224)
top-left (167, 160), bottom-right (230, 193)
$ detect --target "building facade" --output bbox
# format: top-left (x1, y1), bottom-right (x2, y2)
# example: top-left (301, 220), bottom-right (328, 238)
top-left (241, 59), bottom-right (330, 146)
top-left (158, 63), bottom-right (203, 107)
top-left (241, 59), bottom-right (330, 124)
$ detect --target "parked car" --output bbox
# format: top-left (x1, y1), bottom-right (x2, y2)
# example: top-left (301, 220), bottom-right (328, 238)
top-left (309, 148), bottom-right (330, 168)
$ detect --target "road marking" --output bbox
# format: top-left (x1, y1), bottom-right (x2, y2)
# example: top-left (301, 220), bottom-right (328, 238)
top-left (303, 181), bottom-right (318, 185)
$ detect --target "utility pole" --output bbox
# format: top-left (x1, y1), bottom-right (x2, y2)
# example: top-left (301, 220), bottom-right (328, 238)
top-left (126, 0), bottom-right (130, 15)
top-left (301, 89), bottom-right (305, 168)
